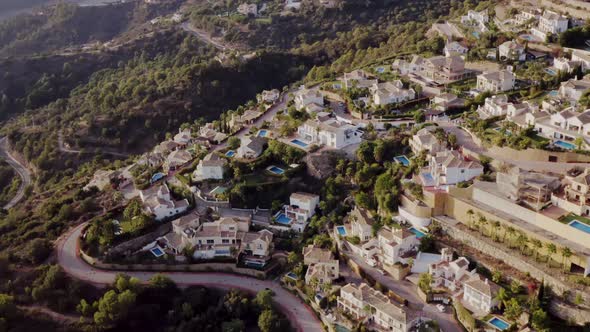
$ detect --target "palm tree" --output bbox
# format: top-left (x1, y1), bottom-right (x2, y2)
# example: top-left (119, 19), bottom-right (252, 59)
top-left (478, 215), bottom-right (488, 236)
top-left (466, 209), bottom-right (475, 230)
top-left (516, 233), bottom-right (528, 255)
top-left (492, 221), bottom-right (501, 242)
top-left (506, 226), bottom-right (516, 247)
top-left (531, 238), bottom-right (543, 261)
top-left (574, 136), bottom-right (584, 150)
top-left (495, 288), bottom-right (509, 311)
top-left (561, 247), bottom-right (572, 273)
top-left (546, 243), bottom-right (557, 267)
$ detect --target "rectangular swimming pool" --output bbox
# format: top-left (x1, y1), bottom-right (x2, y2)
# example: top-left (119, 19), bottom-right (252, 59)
top-left (554, 140), bottom-right (575, 150)
top-left (225, 150), bottom-right (236, 157)
top-left (286, 272), bottom-right (298, 280)
top-left (275, 213), bottom-right (292, 224)
top-left (488, 317), bottom-right (510, 331)
top-left (336, 226), bottom-right (347, 236)
top-left (150, 247), bottom-right (164, 257)
top-left (215, 249), bottom-right (231, 256)
top-left (257, 130), bottom-right (268, 137)
top-left (267, 166), bottom-right (285, 175)
top-left (569, 220), bottom-right (590, 234)
top-left (409, 227), bottom-right (426, 239)
top-left (394, 155), bottom-right (410, 166)
top-left (291, 139), bottom-right (309, 148)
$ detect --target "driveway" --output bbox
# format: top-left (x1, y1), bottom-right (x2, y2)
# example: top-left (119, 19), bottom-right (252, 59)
top-left (56, 223), bottom-right (323, 332)
top-left (0, 137), bottom-right (32, 210)
top-left (342, 245), bottom-right (462, 332)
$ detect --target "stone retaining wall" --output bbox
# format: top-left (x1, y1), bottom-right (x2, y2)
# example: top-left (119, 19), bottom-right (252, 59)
top-left (107, 223), bottom-right (172, 257)
top-left (436, 217), bottom-right (590, 324)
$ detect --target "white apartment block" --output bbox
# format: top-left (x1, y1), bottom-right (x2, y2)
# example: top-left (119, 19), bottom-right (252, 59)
top-left (139, 184), bottom-right (189, 221)
top-left (428, 150), bottom-right (484, 186)
top-left (338, 283), bottom-right (410, 332)
top-left (370, 81), bottom-right (416, 106)
top-left (297, 117), bottom-right (362, 149)
top-left (476, 70), bottom-right (515, 93)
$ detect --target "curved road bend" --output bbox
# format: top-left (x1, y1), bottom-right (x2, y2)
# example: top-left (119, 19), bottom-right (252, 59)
top-left (0, 137), bottom-right (32, 210)
top-left (57, 223), bottom-right (324, 332)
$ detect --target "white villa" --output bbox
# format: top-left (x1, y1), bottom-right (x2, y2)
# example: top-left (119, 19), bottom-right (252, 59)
top-left (160, 214), bottom-right (274, 266)
top-left (303, 245), bottom-right (339, 286)
top-left (297, 117), bottom-right (362, 149)
top-left (444, 41), bottom-right (468, 57)
top-left (338, 283), bottom-right (411, 332)
top-left (278, 192), bottom-right (320, 233)
top-left (498, 40), bottom-right (526, 62)
top-left (462, 276), bottom-right (501, 314)
top-left (554, 57), bottom-right (581, 73)
top-left (427, 150), bottom-right (484, 186)
top-left (526, 108), bottom-right (590, 149)
top-left (429, 248), bottom-right (477, 293)
top-left (553, 168), bottom-right (590, 216)
top-left (476, 70), bottom-right (515, 93)
top-left (531, 10), bottom-right (568, 41)
top-left (294, 86), bottom-right (324, 110)
top-left (409, 127), bottom-right (446, 155)
top-left (478, 94), bottom-right (511, 117)
top-left (349, 206), bottom-right (374, 242)
top-left (343, 70), bottom-right (378, 89)
top-left (258, 89), bottom-right (280, 104)
top-left (370, 81), bottom-right (416, 106)
top-left (237, 136), bottom-right (266, 158)
top-left (163, 149), bottom-right (192, 173)
top-left (431, 93), bottom-right (465, 111)
top-left (572, 51), bottom-right (590, 72)
top-left (377, 227), bottom-right (420, 266)
top-left (514, 9), bottom-right (540, 26)
top-left (173, 128), bottom-right (193, 147)
top-left (139, 184), bottom-right (189, 221)
top-left (558, 76), bottom-right (590, 103)
top-left (193, 153), bottom-right (226, 181)
top-left (461, 9), bottom-right (489, 32)
top-left (237, 3), bottom-right (257, 16)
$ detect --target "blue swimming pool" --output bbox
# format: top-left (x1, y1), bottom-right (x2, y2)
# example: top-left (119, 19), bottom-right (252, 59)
top-left (409, 227), bottom-right (426, 239)
top-left (275, 213), bottom-right (292, 224)
top-left (215, 249), bottom-right (231, 256)
top-left (267, 166), bottom-right (285, 175)
top-left (472, 31), bottom-right (480, 38)
top-left (291, 139), bottom-right (309, 148)
top-left (333, 83), bottom-right (342, 89)
top-left (569, 220), bottom-right (590, 234)
top-left (544, 68), bottom-right (557, 76)
top-left (494, 127), bottom-right (512, 135)
top-left (554, 140), bottom-right (576, 150)
top-left (336, 226), bottom-right (347, 236)
top-left (286, 272), bottom-right (298, 280)
top-left (376, 66), bottom-right (385, 73)
top-left (488, 317), bottom-right (510, 331)
top-left (150, 247), bottom-right (164, 257)
top-left (422, 172), bottom-right (435, 185)
top-left (246, 261), bottom-right (266, 268)
top-left (520, 34), bottom-right (534, 41)
top-left (258, 130), bottom-right (268, 137)
top-left (394, 155), bottom-right (410, 166)
top-left (548, 90), bottom-right (559, 97)
top-left (151, 172), bottom-right (165, 184)
top-left (225, 150), bottom-right (236, 157)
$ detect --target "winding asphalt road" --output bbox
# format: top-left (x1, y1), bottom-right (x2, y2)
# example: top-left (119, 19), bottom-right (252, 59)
top-left (57, 223), bottom-right (323, 332)
top-left (0, 137), bottom-right (31, 210)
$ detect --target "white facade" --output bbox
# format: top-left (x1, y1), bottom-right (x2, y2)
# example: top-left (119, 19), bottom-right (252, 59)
top-left (477, 70), bottom-right (515, 93)
top-left (193, 153), bottom-right (226, 181)
top-left (428, 150), bottom-right (484, 186)
top-left (370, 81), bottom-right (416, 105)
top-left (462, 277), bottom-right (500, 314)
top-left (294, 86), bottom-right (324, 110)
top-left (461, 10), bottom-right (489, 32)
top-left (139, 184), bottom-right (189, 221)
top-left (297, 118), bottom-right (362, 149)
top-left (343, 70), bottom-right (378, 89)
top-left (237, 3), bottom-right (257, 16)
top-left (498, 40), bottom-right (526, 61)
top-left (478, 94), bottom-right (510, 117)
top-left (288, 192), bottom-right (320, 221)
top-left (338, 283), bottom-right (410, 332)
top-left (377, 227), bottom-right (420, 266)
top-left (444, 41), bottom-right (468, 57)
top-left (559, 77), bottom-right (590, 102)
top-left (530, 108), bottom-right (590, 147)
top-left (572, 52), bottom-right (590, 72)
top-left (409, 127), bottom-right (446, 155)
top-left (258, 89), bottom-right (280, 103)
top-left (429, 248), bottom-right (477, 293)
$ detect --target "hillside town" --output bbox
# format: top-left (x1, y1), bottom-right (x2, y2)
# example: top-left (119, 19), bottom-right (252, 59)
top-left (4, 0), bottom-right (590, 331)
